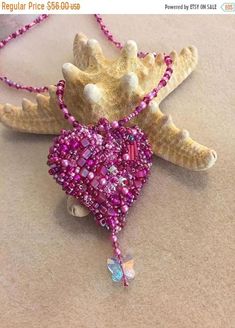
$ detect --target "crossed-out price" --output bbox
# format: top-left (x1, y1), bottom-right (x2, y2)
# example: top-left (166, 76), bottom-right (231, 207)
top-left (46, 1), bottom-right (80, 10)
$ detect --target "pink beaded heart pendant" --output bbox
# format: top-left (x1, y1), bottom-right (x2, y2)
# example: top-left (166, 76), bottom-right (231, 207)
top-left (47, 118), bottom-right (153, 231)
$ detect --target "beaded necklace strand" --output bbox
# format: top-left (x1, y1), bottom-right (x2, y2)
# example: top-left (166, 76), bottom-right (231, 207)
top-left (1, 15), bottom-right (173, 286)
top-left (0, 14), bottom-right (172, 95)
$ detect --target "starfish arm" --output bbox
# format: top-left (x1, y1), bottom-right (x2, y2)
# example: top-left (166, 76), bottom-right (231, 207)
top-left (73, 33), bottom-right (198, 107)
top-left (73, 33), bottom-right (105, 70)
top-left (139, 103), bottom-right (217, 171)
top-left (0, 87), bottom-right (70, 134)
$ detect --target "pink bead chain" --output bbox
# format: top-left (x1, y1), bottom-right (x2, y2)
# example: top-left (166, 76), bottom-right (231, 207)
top-left (56, 54), bottom-right (173, 127)
top-left (56, 80), bottom-right (81, 128)
top-left (0, 14), bottom-right (172, 97)
top-left (94, 14), bottom-right (157, 58)
top-left (110, 232), bottom-right (129, 286)
top-left (0, 14), bottom-right (49, 93)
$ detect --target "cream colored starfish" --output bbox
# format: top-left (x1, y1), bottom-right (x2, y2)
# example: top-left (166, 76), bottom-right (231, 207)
top-left (0, 33), bottom-right (217, 217)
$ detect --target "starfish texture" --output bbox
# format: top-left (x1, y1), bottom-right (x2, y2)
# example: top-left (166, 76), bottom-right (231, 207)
top-left (0, 33), bottom-right (217, 173)
top-left (0, 33), bottom-right (217, 218)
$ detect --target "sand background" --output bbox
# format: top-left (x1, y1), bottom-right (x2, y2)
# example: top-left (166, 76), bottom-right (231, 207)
top-left (0, 15), bottom-right (234, 328)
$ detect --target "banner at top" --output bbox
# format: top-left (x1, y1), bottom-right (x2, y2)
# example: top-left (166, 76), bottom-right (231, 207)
top-left (0, 0), bottom-right (234, 14)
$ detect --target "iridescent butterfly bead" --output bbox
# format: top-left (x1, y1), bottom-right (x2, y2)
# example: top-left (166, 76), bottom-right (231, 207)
top-left (107, 255), bottom-right (135, 283)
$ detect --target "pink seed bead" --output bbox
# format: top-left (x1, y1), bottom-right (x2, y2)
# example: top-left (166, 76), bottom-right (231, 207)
top-left (121, 187), bottom-right (129, 195)
top-left (112, 235), bottom-right (118, 242)
top-left (115, 248), bottom-right (121, 256)
top-left (62, 159), bottom-right (69, 167)
top-left (160, 79), bottom-right (167, 87)
top-left (111, 121), bottom-right (119, 129)
top-left (121, 205), bottom-right (128, 213)
top-left (87, 159), bottom-right (94, 166)
top-left (139, 101), bottom-right (147, 110)
top-left (88, 172), bottom-right (94, 180)
top-left (98, 124), bottom-right (105, 132)
top-left (100, 178), bottom-right (107, 186)
top-left (74, 174), bottom-right (81, 181)
top-left (68, 116), bottom-right (75, 124)
top-left (166, 58), bottom-right (173, 65)
top-left (147, 93), bottom-right (154, 101)
top-left (131, 128), bottom-right (138, 136)
top-left (122, 154), bottom-right (130, 161)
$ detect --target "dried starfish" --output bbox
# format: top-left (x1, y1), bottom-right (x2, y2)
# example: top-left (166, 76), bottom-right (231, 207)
top-left (0, 33), bottom-right (217, 216)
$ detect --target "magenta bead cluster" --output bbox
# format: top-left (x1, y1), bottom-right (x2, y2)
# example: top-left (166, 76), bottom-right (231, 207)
top-left (48, 118), bottom-right (153, 233)
top-left (47, 117), bottom-right (152, 287)
top-left (1, 13), bottom-right (174, 286)
top-left (0, 14), bottom-right (49, 93)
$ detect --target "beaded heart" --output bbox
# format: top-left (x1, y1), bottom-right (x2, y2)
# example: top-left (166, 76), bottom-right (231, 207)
top-left (46, 62), bottom-right (172, 286)
top-left (48, 118), bottom-right (152, 232)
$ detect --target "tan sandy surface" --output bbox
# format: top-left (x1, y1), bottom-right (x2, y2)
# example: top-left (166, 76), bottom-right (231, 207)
top-left (0, 15), bottom-right (234, 328)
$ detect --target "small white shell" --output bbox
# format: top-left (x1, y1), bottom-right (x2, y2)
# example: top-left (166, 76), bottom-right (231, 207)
top-left (67, 196), bottom-right (90, 217)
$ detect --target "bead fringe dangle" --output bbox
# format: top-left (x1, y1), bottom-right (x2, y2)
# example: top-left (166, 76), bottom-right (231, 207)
top-left (107, 230), bottom-right (135, 286)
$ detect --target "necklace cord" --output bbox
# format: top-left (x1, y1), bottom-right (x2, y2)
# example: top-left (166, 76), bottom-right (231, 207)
top-left (0, 14), bottom-right (49, 93)
top-left (94, 14), bottom-right (158, 58)
top-left (0, 14), bottom-right (173, 123)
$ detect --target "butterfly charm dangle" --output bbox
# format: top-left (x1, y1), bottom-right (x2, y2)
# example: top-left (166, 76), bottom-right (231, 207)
top-left (107, 255), bottom-right (135, 284)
